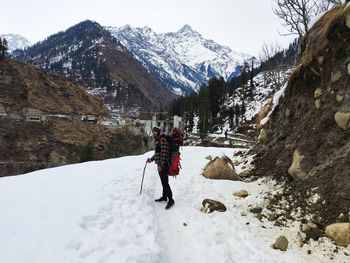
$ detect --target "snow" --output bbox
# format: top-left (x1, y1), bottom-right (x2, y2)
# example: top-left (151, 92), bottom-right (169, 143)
top-left (260, 82), bottom-right (288, 126)
top-left (0, 33), bottom-right (31, 52)
top-left (0, 147), bottom-right (349, 263)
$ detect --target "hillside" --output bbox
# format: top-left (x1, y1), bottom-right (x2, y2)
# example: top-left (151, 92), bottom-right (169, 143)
top-left (253, 5), bottom-right (350, 227)
top-left (0, 59), bottom-right (146, 176)
top-left (13, 21), bottom-right (174, 114)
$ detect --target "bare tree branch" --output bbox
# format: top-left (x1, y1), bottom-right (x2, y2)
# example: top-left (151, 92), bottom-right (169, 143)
top-left (273, 0), bottom-right (343, 40)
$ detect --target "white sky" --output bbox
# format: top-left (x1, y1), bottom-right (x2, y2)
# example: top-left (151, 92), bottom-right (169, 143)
top-left (1, 0), bottom-right (295, 56)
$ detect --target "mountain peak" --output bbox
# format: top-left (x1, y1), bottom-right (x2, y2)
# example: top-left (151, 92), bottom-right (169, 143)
top-left (178, 24), bottom-right (195, 33)
top-left (0, 33), bottom-right (31, 52)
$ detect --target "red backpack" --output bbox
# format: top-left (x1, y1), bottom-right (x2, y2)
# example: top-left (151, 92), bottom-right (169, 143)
top-left (162, 134), bottom-right (181, 176)
top-left (168, 151), bottom-right (181, 176)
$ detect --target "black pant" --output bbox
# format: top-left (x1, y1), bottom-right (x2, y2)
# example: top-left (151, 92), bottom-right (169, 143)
top-left (159, 165), bottom-right (173, 200)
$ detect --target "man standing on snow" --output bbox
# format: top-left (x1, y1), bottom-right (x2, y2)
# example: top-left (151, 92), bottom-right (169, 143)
top-left (147, 126), bottom-right (175, 209)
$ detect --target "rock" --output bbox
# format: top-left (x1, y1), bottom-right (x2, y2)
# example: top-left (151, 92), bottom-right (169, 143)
top-left (325, 223), bottom-right (350, 247)
top-left (336, 94), bottom-right (344, 102)
top-left (331, 71), bottom-right (342, 82)
top-left (315, 99), bottom-right (321, 109)
top-left (314, 88), bottom-right (323, 99)
top-left (48, 150), bottom-right (67, 165)
top-left (288, 150), bottom-right (306, 180)
top-left (239, 170), bottom-right (252, 177)
top-left (335, 112), bottom-right (350, 130)
top-left (268, 214), bottom-right (278, 221)
top-left (317, 56), bottom-right (324, 65)
top-left (205, 155), bottom-right (212, 160)
top-left (233, 190), bottom-right (249, 198)
top-left (250, 207), bottom-right (262, 214)
top-left (202, 156), bottom-right (241, 181)
top-left (347, 14), bottom-right (350, 28)
top-left (273, 236), bottom-right (289, 251)
top-left (201, 199), bottom-right (226, 213)
top-left (259, 129), bottom-right (268, 142)
top-left (302, 223), bottom-right (322, 241)
top-left (275, 159), bottom-right (283, 166)
top-left (318, 56), bottom-right (324, 65)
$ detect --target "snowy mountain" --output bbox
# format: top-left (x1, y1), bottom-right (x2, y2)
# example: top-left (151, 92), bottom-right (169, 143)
top-left (107, 25), bottom-right (253, 94)
top-left (1, 147), bottom-right (348, 263)
top-left (0, 34), bottom-right (31, 52)
top-left (13, 21), bottom-right (175, 114)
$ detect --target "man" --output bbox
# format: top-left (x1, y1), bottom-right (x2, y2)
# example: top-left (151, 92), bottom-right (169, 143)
top-left (147, 127), bottom-right (175, 209)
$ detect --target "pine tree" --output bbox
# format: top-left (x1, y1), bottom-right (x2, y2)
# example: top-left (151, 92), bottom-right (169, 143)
top-left (0, 38), bottom-right (5, 60)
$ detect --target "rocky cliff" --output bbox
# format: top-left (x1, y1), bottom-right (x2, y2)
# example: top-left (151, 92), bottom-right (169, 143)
top-left (254, 5), bottom-right (350, 227)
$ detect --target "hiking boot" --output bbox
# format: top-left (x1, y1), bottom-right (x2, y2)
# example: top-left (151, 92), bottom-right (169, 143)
top-left (165, 199), bottom-right (175, 209)
top-left (155, 196), bottom-right (167, 202)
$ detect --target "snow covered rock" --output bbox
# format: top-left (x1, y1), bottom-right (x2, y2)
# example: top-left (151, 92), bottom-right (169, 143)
top-left (201, 199), bottom-right (227, 213)
top-left (273, 236), bottom-right (289, 251)
top-left (202, 156), bottom-right (241, 181)
top-left (325, 223), bottom-right (350, 247)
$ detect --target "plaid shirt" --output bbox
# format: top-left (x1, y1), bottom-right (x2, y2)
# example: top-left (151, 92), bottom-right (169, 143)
top-left (150, 136), bottom-right (170, 168)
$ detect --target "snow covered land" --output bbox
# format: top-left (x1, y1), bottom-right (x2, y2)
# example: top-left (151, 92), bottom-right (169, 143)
top-left (0, 34), bottom-right (31, 52)
top-left (0, 147), bottom-right (348, 263)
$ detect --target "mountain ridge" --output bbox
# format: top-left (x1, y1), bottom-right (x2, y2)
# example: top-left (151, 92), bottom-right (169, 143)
top-left (13, 20), bottom-right (175, 115)
top-left (107, 24), bottom-right (253, 94)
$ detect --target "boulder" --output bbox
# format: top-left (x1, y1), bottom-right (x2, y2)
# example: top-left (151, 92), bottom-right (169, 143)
top-left (233, 190), bottom-right (249, 198)
top-left (273, 236), bottom-right (289, 251)
top-left (201, 199), bottom-right (226, 213)
top-left (325, 223), bottom-right (350, 247)
top-left (334, 112), bottom-right (350, 130)
top-left (288, 150), bottom-right (307, 180)
top-left (315, 99), bottom-right (321, 109)
top-left (314, 88), bottom-right (323, 99)
top-left (202, 156), bottom-right (241, 181)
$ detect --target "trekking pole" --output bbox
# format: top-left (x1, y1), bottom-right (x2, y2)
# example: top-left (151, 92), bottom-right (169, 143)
top-left (140, 161), bottom-right (148, 194)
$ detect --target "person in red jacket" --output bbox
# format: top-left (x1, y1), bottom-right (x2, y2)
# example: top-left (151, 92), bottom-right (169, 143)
top-left (147, 126), bottom-right (175, 209)
top-left (171, 127), bottom-right (183, 147)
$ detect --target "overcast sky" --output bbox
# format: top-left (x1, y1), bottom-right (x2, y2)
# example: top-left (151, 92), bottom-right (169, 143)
top-left (1, 0), bottom-right (295, 56)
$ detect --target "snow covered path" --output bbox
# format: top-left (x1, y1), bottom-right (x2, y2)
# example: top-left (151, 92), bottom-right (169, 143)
top-left (0, 147), bottom-right (348, 263)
